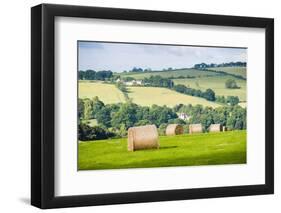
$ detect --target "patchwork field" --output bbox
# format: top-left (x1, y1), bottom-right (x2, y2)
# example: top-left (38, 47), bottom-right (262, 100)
top-left (79, 81), bottom-right (126, 104)
top-left (118, 69), bottom-right (221, 79)
top-left (173, 76), bottom-right (247, 102)
top-left (209, 67), bottom-right (247, 79)
top-left (127, 86), bottom-right (221, 108)
top-left (78, 130), bottom-right (246, 170)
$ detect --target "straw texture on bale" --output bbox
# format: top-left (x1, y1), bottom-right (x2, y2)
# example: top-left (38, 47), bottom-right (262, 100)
top-left (127, 125), bottom-right (159, 151)
top-left (189, 124), bottom-right (203, 134)
top-left (165, 124), bottom-right (184, 136)
top-left (209, 124), bottom-right (222, 132)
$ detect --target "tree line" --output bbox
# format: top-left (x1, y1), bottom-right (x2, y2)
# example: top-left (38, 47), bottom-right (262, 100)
top-left (78, 70), bottom-right (113, 80)
top-left (193, 62), bottom-right (246, 69)
top-left (78, 97), bottom-right (246, 141)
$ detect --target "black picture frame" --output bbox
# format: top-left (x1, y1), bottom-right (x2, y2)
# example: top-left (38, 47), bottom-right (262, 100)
top-left (31, 3), bottom-right (274, 209)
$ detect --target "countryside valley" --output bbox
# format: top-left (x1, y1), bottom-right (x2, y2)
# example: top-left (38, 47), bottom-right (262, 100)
top-left (78, 62), bottom-right (247, 170)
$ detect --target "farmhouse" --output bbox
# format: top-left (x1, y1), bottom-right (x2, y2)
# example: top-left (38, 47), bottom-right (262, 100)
top-left (116, 78), bottom-right (122, 83)
top-left (189, 124), bottom-right (203, 134)
top-left (127, 124), bottom-right (159, 151)
top-left (209, 124), bottom-right (222, 132)
top-left (124, 80), bottom-right (143, 86)
top-left (165, 124), bottom-right (184, 136)
top-left (178, 112), bottom-right (191, 121)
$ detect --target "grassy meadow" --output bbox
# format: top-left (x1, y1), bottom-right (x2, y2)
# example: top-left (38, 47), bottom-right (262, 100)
top-left (209, 67), bottom-right (247, 78)
top-left (79, 81), bottom-right (126, 104)
top-left (78, 130), bottom-right (246, 170)
top-left (127, 86), bottom-right (221, 108)
top-left (118, 68), bottom-right (220, 79)
top-left (173, 76), bottom-right (247, 102)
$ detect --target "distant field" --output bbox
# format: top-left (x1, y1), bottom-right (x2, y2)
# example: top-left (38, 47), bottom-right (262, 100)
top-left (209, 67), bottom-right (247, 79)
top-left (118, 69), bottom-right (221, 79)
top-left (78, 130), bottom-right (247, 170)
top-left (79, 81), bottom-right (126, 104)
top-left (173, 76), bottom-right (247, 102)
top-left (127, 86), bottom-right (221, 108)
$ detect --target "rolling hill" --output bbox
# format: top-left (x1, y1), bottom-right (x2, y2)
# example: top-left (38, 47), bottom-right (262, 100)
top-left (208, 67), bottom-right (247, 79)
top-left (127, 86), bottom-right (221, 108)
top-left (79, 81), bottom-right (126, 104)
top-left (173, 76), bottom-right (246, 102)
top-left (117, 68), bottom-right (221, 79)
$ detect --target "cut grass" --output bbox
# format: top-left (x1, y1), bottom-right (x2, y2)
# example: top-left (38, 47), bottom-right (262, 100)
top-left (79, 81), bottom-right (126, 104)
top-left (78, 130), bottom-right (246, 170)
top-left (127, 86), bottom-right (221, 108)
top-left (173, 76), bottom-right (246, 102)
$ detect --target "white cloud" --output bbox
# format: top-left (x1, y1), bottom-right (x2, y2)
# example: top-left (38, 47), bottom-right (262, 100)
top-left (78, 41), bottom-right (247, 72)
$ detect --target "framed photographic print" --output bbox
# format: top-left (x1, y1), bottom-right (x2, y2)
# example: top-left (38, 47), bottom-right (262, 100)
top-left (31, 3), bottom-right (274, 209)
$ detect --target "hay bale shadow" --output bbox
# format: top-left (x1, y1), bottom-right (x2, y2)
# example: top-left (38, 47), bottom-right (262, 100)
top-left (159, 146), bottom-right (178, 150)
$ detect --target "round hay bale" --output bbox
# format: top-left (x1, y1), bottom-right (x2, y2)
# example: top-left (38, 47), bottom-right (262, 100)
top-left (209, 124), bottom-right (222, 132)
top-left (127, 125), bottom-right (159, 151)
top-left (165, 124), bottom-right (184, 136)
top-left (189, 124), bottom-right (203, 134)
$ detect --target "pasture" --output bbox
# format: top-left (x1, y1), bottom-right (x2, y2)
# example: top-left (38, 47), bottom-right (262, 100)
top-left (78, 130), bottom-right (246, 170)
top-left (127, 86), bottom-right (221, 108)
top-left (173, 76), bottom-right (247, 102)
top-left (118, 68), bottom-right (221, 79)
top-left (209, 67), bottom-right (247, 79)
top-left (79, 81), bottom-right (126, 104)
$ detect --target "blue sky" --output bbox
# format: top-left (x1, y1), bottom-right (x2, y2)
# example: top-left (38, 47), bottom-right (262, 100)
top-left (78, 41), bottom-right (247, 72)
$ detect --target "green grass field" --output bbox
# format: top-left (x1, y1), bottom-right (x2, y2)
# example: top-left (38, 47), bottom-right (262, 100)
top-left (127, 86), bottom-right (221, 108)
top-left (173, 76), bottom-right (247, 102)
top-left (79, 81), bottom-right (126, 104)
top-left (78, 130), bottom-right (246, 170)
top-left (209, 67), bottom-right (247, 79)
top-left (118, 69), bottom-right (221, 79)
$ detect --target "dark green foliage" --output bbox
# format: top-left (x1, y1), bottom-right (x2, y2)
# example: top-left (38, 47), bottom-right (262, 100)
top-left (78, 98), bottom-right (246, 139)
top-left (177, 104), bottom-right (246, 132)
top-left (194, 62), bottom-right (246, 69)
top-left (216, 96), bottom-right (226, 104)
top-left (78, 123), bottom-right (115, 141)
top-left (91, 96), bottom-right (105, 118)
top-left (226, 96), bottom-right (240, 106)
top-left (173, 84), bottom-right (187, 93)
top-left (122, 76), bottom-right (135, 81)
top-left (78, 99), bottom-right (84, 119)
top-left (111, 103), bottom-right (138, 129)
top-left (173, 84), bottom-right (215, 102)
top-left (143, 75), bottom-right (174, 88)
top-left (78, 70), bottom-right (113, 80)
top-left (131, 67), bottom-right (143, 72)
top-left (202, 89), bottom-right (216, 101)
top-left (96, 107), bottom-right (111, 127)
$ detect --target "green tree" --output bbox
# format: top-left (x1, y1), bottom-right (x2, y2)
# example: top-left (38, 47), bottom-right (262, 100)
top-left (78, 124), bottom-right (114, 141)
top-left (203, 89), bottom-right (216, 101)
top-left (91, 96), bottom-right (105, 118)
top-left (96, 107), bottom-right (111, 127)
top-left (226, 96), bottom-right (239, 106)
top-left (111, 103), bottom-right (138, 129)
top-left (225, 79), bottom-right (239, 89)
top-left (83, 99), bottom-right (93, 120)
top-left (78, 98), bottom-right (84, 119)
